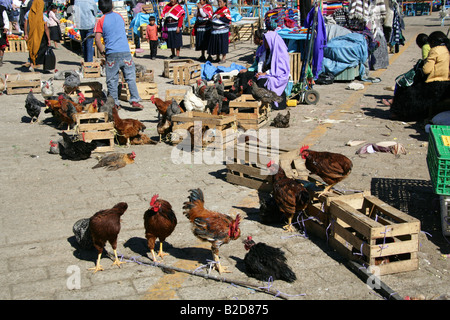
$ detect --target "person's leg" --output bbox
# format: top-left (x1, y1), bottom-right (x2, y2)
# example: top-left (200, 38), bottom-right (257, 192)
top-left (120, 52), bottom-right (143, 108)
top-left (105, 53), bottom-right (121, 106)
top-left (84, 29), bottom-right (95, 62)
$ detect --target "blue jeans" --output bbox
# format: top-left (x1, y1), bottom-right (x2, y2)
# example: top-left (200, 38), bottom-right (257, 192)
top-left (80, 29), bottom-right (94, 62)
top-left (105, 52), bottom-right (141, 105)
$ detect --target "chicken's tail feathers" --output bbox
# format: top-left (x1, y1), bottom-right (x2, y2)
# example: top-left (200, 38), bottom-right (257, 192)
top-left (281, 268), bottom-right (297, 283)
top-left (182, 188), bottom-right (205, 217)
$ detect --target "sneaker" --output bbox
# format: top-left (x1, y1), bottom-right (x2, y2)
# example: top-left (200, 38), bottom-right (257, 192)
top-left (172, 55), bottom-right (179, 60)
top-left (219, 59), bottom-right (226, 64)
top-left (198, 55), bottom-right (206, 62)
top-left (212, 58), bottom-right (220, 63)
top-left (169, 54), bottom-right (175, 59)
top-left (131, 101), bottom-right (144, 109)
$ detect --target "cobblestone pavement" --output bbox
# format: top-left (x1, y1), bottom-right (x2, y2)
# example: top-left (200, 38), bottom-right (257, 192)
top-left (0, 12), bottom-right (448, 302)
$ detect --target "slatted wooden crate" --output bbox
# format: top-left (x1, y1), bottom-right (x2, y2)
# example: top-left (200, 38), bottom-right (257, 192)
top-left (173, 63), bottom-right (201, 85)
top-left (82, 61), bottom-right (101, 78)
top-left (229, 94), bottom-right (270, 130)
top-left (226, 144), bottom-right (307, 192)
top-left (305, 191), bottom-right (421, 275)
top-left (75, 112), bottom-right (114, 153)
top-left (6, 72), bottom-right (41, 94)
top-left (289, 52), bottom-right (302, 83)
top-left (67, 81), bottom-right (103, 100)
top-left (5, 40), bottom-right (28, 52)
top-left (170, 111), bottom-right (236, 150)
top-left (120, 82), bottom-right (158, 101)
top-left (163, 59), bottom-right (195, 78)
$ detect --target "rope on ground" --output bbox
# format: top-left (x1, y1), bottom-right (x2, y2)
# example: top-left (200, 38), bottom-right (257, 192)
top-left (107, 251), bottom-right (291, 300)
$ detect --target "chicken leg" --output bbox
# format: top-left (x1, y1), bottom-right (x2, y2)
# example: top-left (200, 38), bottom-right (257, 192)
top-left (282, 216), bottom-right (296, 233)
top-left (212, 245), bottom-right (231, 274)
top-left (150, 242), bottom-right (168, 262)
top-left (88, 253), bottom-right (105, 273)
top-left (317, 183), bottom-right (335, 198)
top-left (111, 249), bottom-right (126, 268)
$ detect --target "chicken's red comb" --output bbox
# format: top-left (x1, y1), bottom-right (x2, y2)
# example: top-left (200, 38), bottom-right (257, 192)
top-left (150, 194), bottom-right (159, 206)
top-left (300, 145), bottom-right (309, 153)
top-left (267, 160), bottom-right (276, 167)
top-left (247, 236), bottom-right (252, 241)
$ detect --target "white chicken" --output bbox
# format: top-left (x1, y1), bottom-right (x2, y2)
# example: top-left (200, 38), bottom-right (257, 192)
top-left (41, 78), bottom-right (54, 99)
top-left (0, 74), bottom-right (7, 95)
top-left (183, 86), bottom-right (207, 112)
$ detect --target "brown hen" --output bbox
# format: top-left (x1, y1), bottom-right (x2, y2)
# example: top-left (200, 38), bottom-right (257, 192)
top-left (112, 107), bottom-right (146, 146)
top-left (267, 160), bottom-right (310, 232)
top-left (300, 145), bottom-right (353, 196)
top-left (144, 194), bottom-right (177, 262)
top-left (88, 202), bottom-right (128, 273)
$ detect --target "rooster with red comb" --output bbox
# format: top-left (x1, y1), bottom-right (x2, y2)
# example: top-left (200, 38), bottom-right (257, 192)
top-left (144, 194), bottom-right (178, 262)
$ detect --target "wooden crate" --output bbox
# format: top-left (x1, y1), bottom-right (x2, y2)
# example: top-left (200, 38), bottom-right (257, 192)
top-left (330, 194), bottom-right (420, 275)
top-left (6, 72), bottom-right (41, 95)
top-left (120, 82), bottom-right (158, 101)
top-left (67, 81), bottom-right (103, 100)
top-left (289, 52), bottom-right (302, 83)
top-left (5, 40), bottom-right (28, 52)
top-left (226, 144), bottom-right (307, 192)
top-left (163, 59), bottom-right (195, 78)
top-left (75, 112), bottom-right (114, 153)
top-left (173, 63), bottom-right (201, 85)
top-left (170, 111), bottom-right (236, 150)
top-left (229, 94), bottom-right (270, 130)
top-left (82, 62), bottom-right (101, 78)
top-left (305, 191), bottom-right (421, 275)
top-left (166, 88), bottom-right (187, 103)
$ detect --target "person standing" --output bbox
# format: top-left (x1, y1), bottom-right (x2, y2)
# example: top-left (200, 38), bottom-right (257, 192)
top-left (24, 0), bottom-right (51, 71)
top-left (0, 4), bottom-right (10, 66)
top-left (94, 0), bottom-right (143, 109)
top-left (74, 0), bottom-right (97, 62)
top-left (145, 15), bottom-right (157, 60)
top-left (193, 0), bottom-right (212, 62)
top-left (208, 0), bottom-right (230, 64)
top-left (161, 0), bottom-right (184, 59)
top-left (47, 3), bottom-right (61, 48)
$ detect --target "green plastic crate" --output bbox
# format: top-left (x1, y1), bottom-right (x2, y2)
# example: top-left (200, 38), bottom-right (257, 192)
top-left (334, 65), bottom-right (360, 81)
top-left (427, 125), bottom-right (450, 195)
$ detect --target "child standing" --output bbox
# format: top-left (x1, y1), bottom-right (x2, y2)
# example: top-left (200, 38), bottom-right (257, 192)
top-left (146, 16), bottom-right (158, 60)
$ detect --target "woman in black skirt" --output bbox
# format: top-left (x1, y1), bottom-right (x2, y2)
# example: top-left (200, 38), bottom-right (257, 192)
top-left (47, 4), bottom-right (61, 48)
top-left (162, 0), bottom-right (185, 59)
top-left (208, 0), bottom-right (231, 64)
top-left (194, 0), bottom-right (213, 62)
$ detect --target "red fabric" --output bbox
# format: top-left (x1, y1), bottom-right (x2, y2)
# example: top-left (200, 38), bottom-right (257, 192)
top-left (162, 3), bottom-right (185, 28)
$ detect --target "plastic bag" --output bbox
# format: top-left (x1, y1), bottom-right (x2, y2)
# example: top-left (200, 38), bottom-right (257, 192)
top-left (43, 47), bottom-right (56, 70)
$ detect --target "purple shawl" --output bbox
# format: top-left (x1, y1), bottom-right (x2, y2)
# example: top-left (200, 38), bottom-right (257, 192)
top-left (258, 31), bottom-right (290, 96)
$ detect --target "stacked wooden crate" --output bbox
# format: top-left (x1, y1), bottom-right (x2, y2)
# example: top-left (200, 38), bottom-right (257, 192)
top-left (229, 94), bottom-right (270, 130)
top-left (5, 40), bottom-right (28, 52)
top-left (173, 63), bottom-right (201, 85)
top-left (120, 82), bottom-right (158, 101)
top-left (75, 112), bottom-right (115, 153)
top-left (81, 61), bottom-right (101, 78)
top-left (163, 59), bottom-right (195, 78)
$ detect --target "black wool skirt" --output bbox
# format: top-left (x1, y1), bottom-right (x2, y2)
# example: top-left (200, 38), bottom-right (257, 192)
top-left (49, 26), bottom-right (62, 42)
top-left (166, 21), bottom-right (182, 49)
top-left (195, 24), bottom-right (211, 51)
top-left (208, 28), bottom-right (229, 56)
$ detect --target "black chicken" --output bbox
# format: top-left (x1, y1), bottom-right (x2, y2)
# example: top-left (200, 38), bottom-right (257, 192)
top-left (258, 193), bottom-right (283, 224)
top-left (59, 131), bottom-right (97, 161)
top-left (243, 236), bottom-right (297, 283)
top-left (271, 110), bottom-right (290, 128)
top-left (248, 79), bottom-right (283, 106)
top-left (25, 89), bottom-right (45, 123)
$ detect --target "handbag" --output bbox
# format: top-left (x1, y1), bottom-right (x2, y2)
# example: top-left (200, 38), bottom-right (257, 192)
top-left (395, 59), bottom-right (424, 88)
top-left (43, 47), bottom-right (56, 70)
